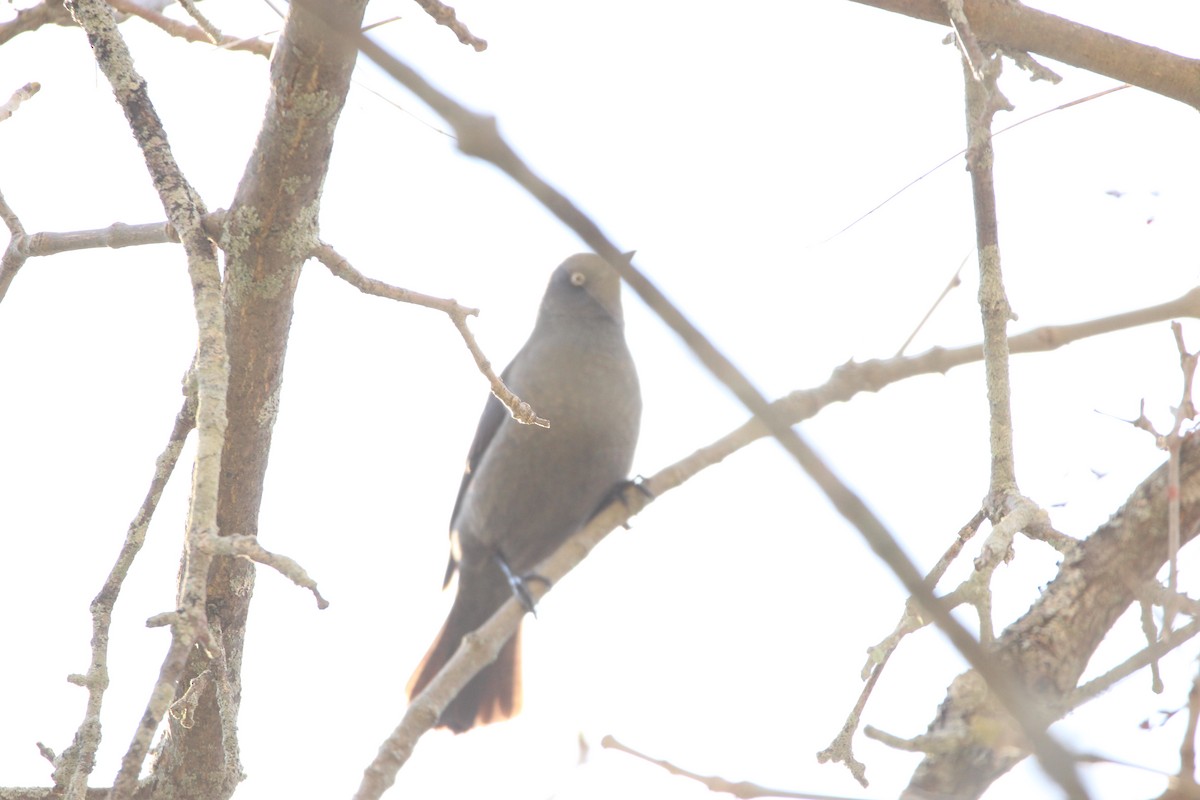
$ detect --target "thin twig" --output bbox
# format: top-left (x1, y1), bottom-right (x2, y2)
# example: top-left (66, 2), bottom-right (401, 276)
top-left (0, 211), bottom-right (230, 304)
top-left (52, 392), bottom-right (197, 800)
top-left (822, 84), bottom-right (1129, 243)
top-left (896, 250), bottom-right (971, 357)
top-left (1179, 670), bottom-right (1200, 790)
top-left (310, 242), bottom-right (549, 428)
top-left (176, 0), bottom-right (222, 43)
top-left (198, 533), bottom-right (329, 609)
top-left (819, 509), bottom-right (987, 787)
top-left (1137, 599), bottom-right (1165, 693)
top-left (1165, 325), bottom-right (1200, 634)
top-left (409, 0), bottom-right (486, 51)
top-left (106, 0), bottom-right (273, 57)
top-left (602, 735), bottom-right (867, 800)
top-left (1119, 327), bottom-right (1200, 637)
top-left (1066, 619), bottom-right (1200, 712)
top-left (0, 0), bottom-right (76, 46)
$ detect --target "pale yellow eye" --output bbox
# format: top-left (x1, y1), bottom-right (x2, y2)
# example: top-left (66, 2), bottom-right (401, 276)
top-left (570, 271), bottom-right (587, 286)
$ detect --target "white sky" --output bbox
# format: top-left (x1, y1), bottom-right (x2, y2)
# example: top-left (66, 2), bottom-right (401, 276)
top-left (3, 1), bottom-right (1200, 799)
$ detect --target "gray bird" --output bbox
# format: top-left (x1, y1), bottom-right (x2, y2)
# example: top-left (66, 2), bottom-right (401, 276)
top-left (406, 253), bottom-right (642, 733)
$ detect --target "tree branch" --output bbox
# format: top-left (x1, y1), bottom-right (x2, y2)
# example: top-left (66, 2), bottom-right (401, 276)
top-left (906, 432), bottom-right (1200, 798)
top-left (310, 241), bottom-right (549, 427)
top-left (0, 1), bottom-right (75, 47)
top-left (52, 393), bottom-right (196, 800)
top-left (62, 2), bottom-right (229, 797)
top-left (845, 0), bottom-right (1200, 109)
top-left (105, 0), bottom-right (273, 57)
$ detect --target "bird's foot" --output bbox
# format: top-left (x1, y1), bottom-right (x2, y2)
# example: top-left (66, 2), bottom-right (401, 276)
top-left (493, 551), bottom-right (551, 616)
top-left (594, 476), bottom-right (654, 529)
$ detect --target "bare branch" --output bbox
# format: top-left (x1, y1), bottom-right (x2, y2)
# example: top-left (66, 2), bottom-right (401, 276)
top-left (63, 1), bottom-right (228, 796)
top-left (1165, 326), bottom-right (1200, 632)
top-left (820, 509), bottom-right (987, 787)
top-left (409, 0), bottom-right (486, 51)
top-left (1138, 598), bottom-right (1166, 693)
top-left (1177, 670), bottom-right (1200, 794)
top-left (175, 0), bottom-right (221, 43)
top-left (0, 1), bottom-right (75, 46)
top-left (106, 0), bottom-right (273, 57)
top-left (198, 533), bottom-right (329, 610)
top-left (845, 0), bottom-right (1200, 110)
top-left (310, 242), bottom-right (548, 427)
top-left (52, 392), bottom-right (196, 800)
top-left (602, 735), bottom-right (863, 800)
top-left (962, 45), bottom-right (1018, 502)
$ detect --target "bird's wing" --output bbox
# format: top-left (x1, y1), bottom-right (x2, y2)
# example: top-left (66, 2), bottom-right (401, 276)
top-left (442, 364), bottom-right (514, 586)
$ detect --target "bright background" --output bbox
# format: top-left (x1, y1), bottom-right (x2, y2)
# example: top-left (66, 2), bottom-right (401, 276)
top-left (3, 1), bottom-right (1200, 798)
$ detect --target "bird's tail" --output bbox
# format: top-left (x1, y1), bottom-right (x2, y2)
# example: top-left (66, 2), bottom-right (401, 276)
top-left (405, 594), bottom-right (522, 734)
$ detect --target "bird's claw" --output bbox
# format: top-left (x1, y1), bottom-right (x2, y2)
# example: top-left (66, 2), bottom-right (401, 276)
top-left (597, 476), bottom-right (654, 529)
top-left (494, 552), bottom-right (551, 616)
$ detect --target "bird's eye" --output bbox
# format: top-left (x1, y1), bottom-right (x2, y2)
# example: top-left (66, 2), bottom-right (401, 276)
top-left (570, 271), bottom-right (587, 286)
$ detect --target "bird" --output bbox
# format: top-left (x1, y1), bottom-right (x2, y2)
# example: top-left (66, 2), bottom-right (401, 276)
top-left (406, 253), bottom-right (642, 733)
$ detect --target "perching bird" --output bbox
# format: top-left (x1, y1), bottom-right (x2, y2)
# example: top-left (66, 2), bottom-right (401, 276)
top-left (406, 253), bottom-right (642, 733)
